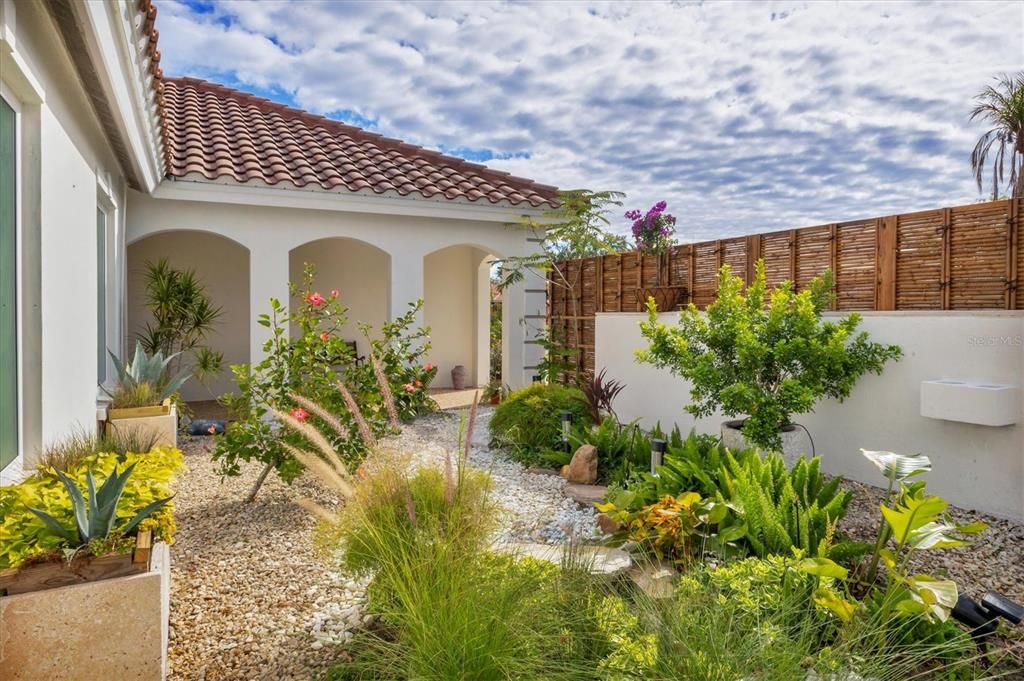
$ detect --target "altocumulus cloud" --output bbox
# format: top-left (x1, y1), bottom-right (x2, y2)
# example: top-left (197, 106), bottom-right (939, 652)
top-left (159, 0), bottom-right (1023, 241)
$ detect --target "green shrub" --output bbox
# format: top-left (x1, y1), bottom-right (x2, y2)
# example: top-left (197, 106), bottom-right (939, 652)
top-left (637, 260), bottom-right (902, 451)
top-left (0, 446), bottom-right (182, 569)
top-left (489, 383), bottom-right (589, 463)
top-left (213, 264), bottom-right (435, 499)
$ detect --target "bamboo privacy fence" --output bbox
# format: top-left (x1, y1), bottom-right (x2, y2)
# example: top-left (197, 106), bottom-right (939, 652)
top-left (548, 198), bottom-right (1022, 375)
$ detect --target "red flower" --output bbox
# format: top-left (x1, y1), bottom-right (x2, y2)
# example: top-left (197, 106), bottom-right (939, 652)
top-left (291, 407), bottom-right (310, 422)
top-left (320, 331), bottom-right (330, 341)
top-left (331, 289), bottom-right (340, 298)
top-left (424, 363), bottom-right (434, 371)
top-left (402, 383), bottom-right (416, 393)
top-left (306, 292), bottom-right (326, 307)
top-left (415, 380), bottom-right (423, 387)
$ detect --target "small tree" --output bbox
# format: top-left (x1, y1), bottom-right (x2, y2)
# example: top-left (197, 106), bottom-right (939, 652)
top-left (495, 189), bottom-right (629, 384)
top-left (637, 261), bottom-right (902, 451)
top-left (139, 258), bottom-right (223, 386)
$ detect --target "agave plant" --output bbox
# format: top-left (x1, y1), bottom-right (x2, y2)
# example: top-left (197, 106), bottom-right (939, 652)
top-left (107, 340), bottom-right (191, 403)
top-left (27, 464), bottom-right (173, 553)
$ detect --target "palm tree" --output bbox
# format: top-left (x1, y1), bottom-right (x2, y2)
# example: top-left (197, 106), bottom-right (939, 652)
top-left (970, 72), bottom-right (1024, 199)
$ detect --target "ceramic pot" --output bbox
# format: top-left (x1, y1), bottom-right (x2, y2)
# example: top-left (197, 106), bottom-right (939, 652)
top-left (720, 419), bottom-right (811, 467)
top-left (451, 365), bottom-right (467, 390)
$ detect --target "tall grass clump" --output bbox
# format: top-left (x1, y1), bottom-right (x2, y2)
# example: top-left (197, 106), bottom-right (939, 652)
top-left (35, 426), bottom-right (160, 474)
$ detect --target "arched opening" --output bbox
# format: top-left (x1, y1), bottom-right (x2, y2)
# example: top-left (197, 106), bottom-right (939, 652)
top-left (423, 245), bottom-right (499, 389)
top-left (126, 230), bottom-right (250, 401)
top-left (289, 238), bottom-right (390, 357)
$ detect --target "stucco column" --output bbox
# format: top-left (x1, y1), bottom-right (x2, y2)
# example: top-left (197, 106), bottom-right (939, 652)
top-left (389, 250), bottom-right (425, 324)
top-left (249, 243), bottom-right (291, 366)
top-left (475, 257), bottom-right (493, 387)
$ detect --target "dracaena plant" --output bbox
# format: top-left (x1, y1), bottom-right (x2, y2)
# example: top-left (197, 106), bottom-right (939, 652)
top-left (580, 368), bottom-right (625, 425)
top-left (637, 261), bottom-right (902, 451)
top-left (27, 464), bottom-right (173, 558)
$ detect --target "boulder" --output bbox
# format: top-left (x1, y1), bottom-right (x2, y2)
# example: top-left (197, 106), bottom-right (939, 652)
top-left (562, 444), bottom-right (598, 484)
top-left (596, 513), bottom-right (623, 535)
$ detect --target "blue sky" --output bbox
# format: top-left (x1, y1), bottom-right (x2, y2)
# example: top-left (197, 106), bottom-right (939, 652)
top-left (158, 1), bottom-right (1023, 242)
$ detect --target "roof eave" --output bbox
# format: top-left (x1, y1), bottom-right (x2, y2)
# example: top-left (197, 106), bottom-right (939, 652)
top-left (154, 176), bottom-right (555, 223)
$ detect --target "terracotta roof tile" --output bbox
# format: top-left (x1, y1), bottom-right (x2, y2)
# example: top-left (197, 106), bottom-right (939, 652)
top-left (160, 77), bottom-right (559, 208)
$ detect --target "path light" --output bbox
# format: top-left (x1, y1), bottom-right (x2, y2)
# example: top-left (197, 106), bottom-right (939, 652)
top-left (532, 375), bottom-right (542, 383)
top-left (650, 438), bottom-right (667, 476)
top-left (952, 590), bottom-right (1024, 650)
top-left (559, 410), bottom-right (573, 454)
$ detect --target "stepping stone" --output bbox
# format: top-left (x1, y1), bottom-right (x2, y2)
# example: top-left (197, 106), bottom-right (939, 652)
top-left (628, 562), bottom-right (677, 599)
top-left (491, 541), bottom-right (631, 576)
top-left (564, 483), bottom-right (607, 507)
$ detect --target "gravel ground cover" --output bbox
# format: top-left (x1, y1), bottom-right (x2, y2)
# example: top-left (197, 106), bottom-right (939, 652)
top-left (167, 406), bottom-right (596, 680)
top-left (166, 407), bottom-right (1022, 679)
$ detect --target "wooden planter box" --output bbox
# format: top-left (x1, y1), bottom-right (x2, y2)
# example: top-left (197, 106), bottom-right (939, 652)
top-left (107, 402), bottom-right (177, 448)
top-left (0, 536), bottom-right (170, 681)
top-left (0, 531), bottom-right (154, 596)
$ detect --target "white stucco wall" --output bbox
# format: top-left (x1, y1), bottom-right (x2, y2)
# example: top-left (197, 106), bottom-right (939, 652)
top-left (596, 311), bottom-right (1024, 521)
top-left (2, 0), bottom-right (131, 472)
top-left (126, 231), bottom-right (250, 401)
top-left (289, 238), bottom-right (389, 355)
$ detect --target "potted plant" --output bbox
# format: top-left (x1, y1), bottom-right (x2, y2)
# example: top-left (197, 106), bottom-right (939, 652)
top-left (0, 450), bottom-right (179, 679)
top-left (628, 200), bottom-right (685, 310)
top-left (480, 381), bottom-right (509, 405)
top-left (637, 261), bottom-right (902, 462)
top-left (105, 341), bottom-right (191, 447)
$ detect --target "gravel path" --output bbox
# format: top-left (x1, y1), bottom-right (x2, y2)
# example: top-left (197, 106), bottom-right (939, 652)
top-left (167, 406), bottom-right (596, 680)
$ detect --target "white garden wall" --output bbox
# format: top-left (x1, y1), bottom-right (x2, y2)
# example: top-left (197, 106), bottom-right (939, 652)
top-left (596, 311), bottom-right (1024, 521)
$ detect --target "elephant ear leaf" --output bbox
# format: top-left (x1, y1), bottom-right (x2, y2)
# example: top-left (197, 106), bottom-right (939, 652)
top-left (27, 507), bottom-right (79, 544)
top-left (121, 496), bottom-right (174, 537)
top-left (861, 449), bottom-right (931, 482)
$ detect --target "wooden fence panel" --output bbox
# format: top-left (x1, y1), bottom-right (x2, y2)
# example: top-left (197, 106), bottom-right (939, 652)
top-left (548, 198), bottom-right (1021, 378)
top-left (834, 219), bottom-right (876, 310)
top-left (948, 201), bottom-right (1011, 309)
top-left (895, 209), bottom-right (944, 310)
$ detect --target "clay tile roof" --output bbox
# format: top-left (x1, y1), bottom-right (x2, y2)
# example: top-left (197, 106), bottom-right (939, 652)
top-left (161, 77), bottom-right (560, 209)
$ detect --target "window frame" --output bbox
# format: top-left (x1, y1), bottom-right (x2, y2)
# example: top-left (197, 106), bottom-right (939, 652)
top-left (0, 82), bottom-right (22, 478)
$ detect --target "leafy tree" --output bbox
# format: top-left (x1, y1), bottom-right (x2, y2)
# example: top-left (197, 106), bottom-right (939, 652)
top-left (970, 72), bottom-right (1024, 199)
top-left (637, 261), bottom-right (902, 451)
top-left (495, 189), bottom-right (628, 383)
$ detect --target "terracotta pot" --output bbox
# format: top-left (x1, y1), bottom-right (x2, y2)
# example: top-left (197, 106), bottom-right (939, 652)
top-left (451, 365), bottom-right (467, 390)
top-left (489, 394), bottom-right (501, 405)
top-left (636, 286), bottom-right (684, 311)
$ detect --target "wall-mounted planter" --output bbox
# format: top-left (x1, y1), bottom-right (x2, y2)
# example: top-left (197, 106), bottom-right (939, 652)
top-left (920, 380), bottom-right (1020, 427)
top-left (107, 402), bottom-right (178, 448)
top-left (0, 541), bottom-right (170, 680)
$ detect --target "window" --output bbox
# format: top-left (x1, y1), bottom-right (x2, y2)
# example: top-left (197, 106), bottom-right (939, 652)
top-left (0, 94), bottom-right (17, 471)
top-left (97, 206), bottom-right (107, 383)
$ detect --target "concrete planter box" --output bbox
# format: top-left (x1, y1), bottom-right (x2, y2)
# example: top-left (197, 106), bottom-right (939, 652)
top-left (720, 419), bottom-right (812, 466)
top-left (0, 542), bottom-right (170, 680)
top-left (107, 403), bottom-right (178, 448)
top-left (920, 380), bottom-right (1019, 427)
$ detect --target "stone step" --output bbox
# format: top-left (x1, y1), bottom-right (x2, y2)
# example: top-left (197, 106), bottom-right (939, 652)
top-left (490, 541), bottom-right (631, 576)
top-left (563, 483), bottom-right (607, 507)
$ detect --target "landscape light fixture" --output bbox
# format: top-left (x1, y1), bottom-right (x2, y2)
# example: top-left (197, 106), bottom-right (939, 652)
top-left (650, 438), bottom-right (667, 476)
top-left (532, 375), bottom-right (542, 383)
top-left (559, 410), bottom-right (573, 454)
top-left (951, 590), bottom-right (1024, 650)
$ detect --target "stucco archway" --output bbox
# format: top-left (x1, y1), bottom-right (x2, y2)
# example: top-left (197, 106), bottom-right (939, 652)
top-left (289, 238), bottom-right (390, 358)
top-left (126, 230), bottom-right (250, 401)
top-left (423, 244), bottom-right (500, 389)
